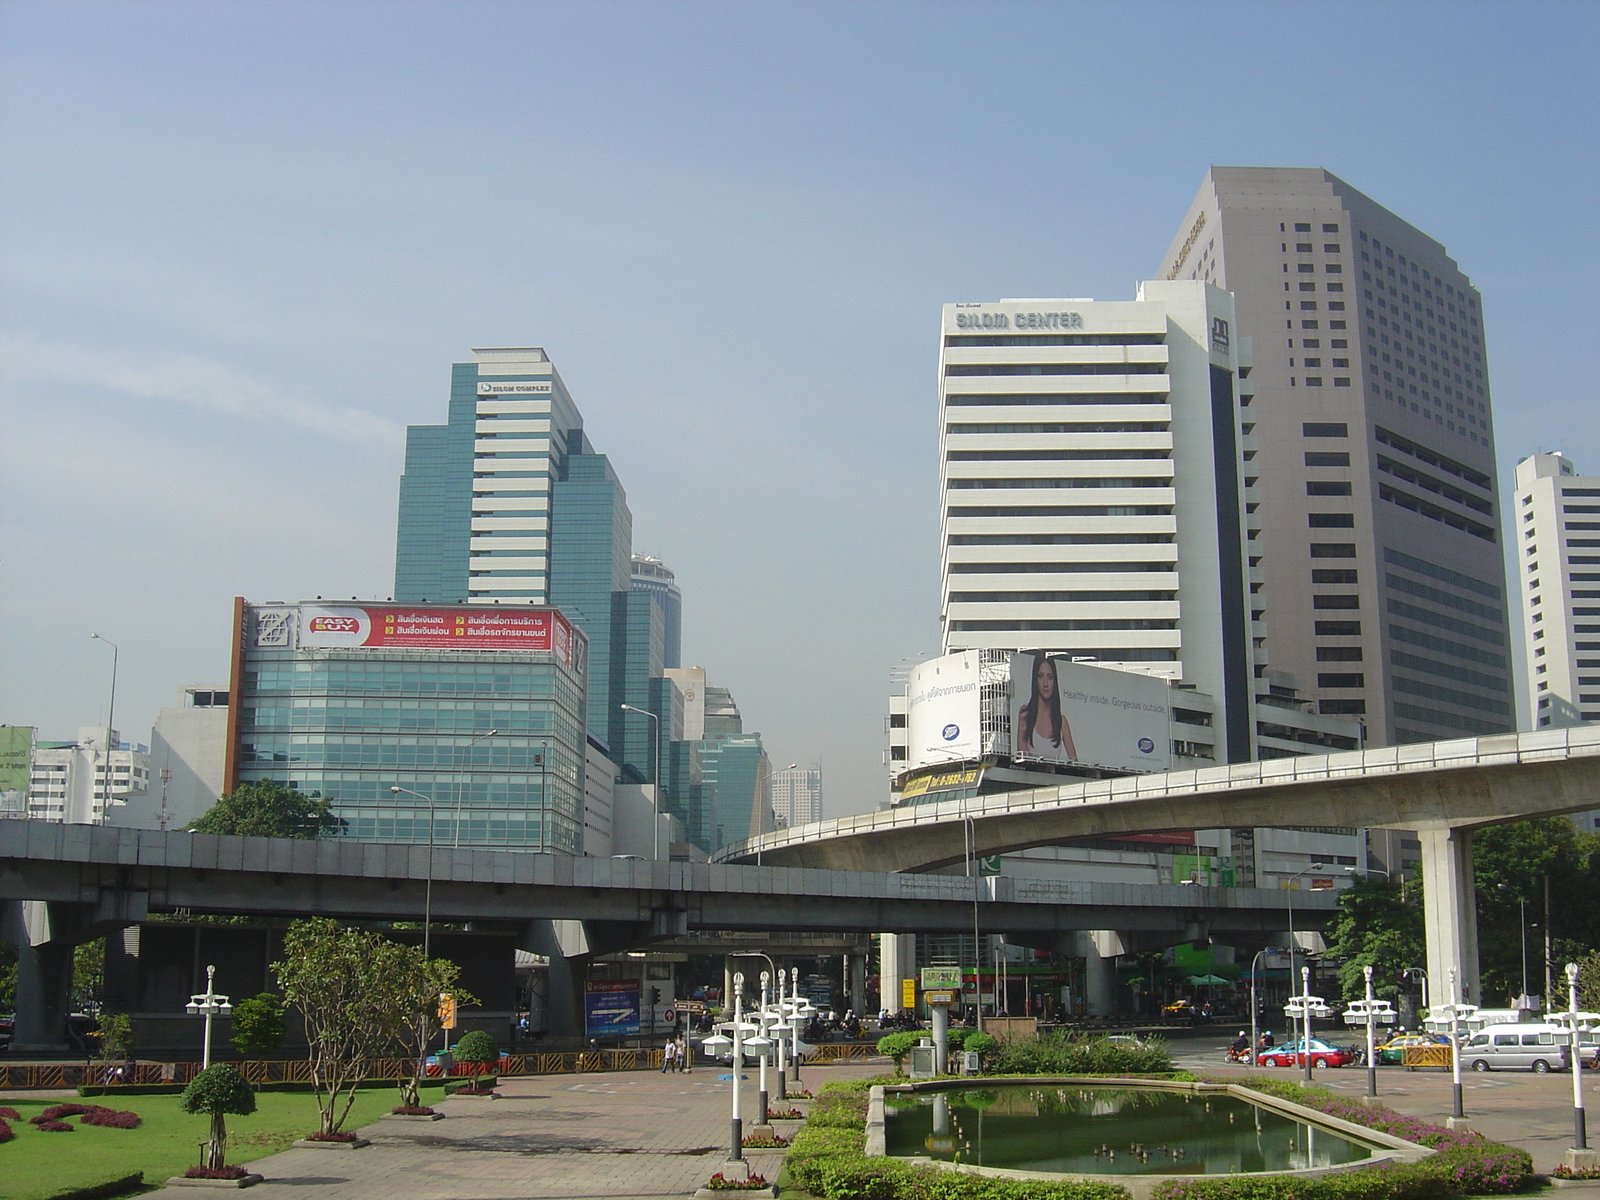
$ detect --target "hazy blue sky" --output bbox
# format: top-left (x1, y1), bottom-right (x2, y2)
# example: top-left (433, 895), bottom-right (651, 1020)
top-left (2, 0), bottom-right (1594, 818)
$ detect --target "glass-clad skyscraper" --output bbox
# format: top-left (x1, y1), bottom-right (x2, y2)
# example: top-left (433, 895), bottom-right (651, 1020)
top-left (225, 600), bottom-right (589, 852)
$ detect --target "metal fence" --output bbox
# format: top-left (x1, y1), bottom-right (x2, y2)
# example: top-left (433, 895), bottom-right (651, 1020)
top-left (0, 1044), bottom-right (897, 1090)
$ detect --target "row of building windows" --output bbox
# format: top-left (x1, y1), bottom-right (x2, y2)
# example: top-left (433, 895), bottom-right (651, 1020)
top-left (946, 561), bottom-right (1176, 574)
top-left (944, 392), bottom-right (1168, 407)
top-left (947, 477), bottom-right (1171, 490)
top-left (947, 590), bottom-right (1177, 604)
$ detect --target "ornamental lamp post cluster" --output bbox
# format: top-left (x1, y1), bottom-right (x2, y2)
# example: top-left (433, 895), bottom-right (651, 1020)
top-left (185, 965), bottom-right (232, 1069)
top-left (1282, 966), bottom-right (1331, 1085)
top-left (1554, 961), bottom-right (1600, 1169)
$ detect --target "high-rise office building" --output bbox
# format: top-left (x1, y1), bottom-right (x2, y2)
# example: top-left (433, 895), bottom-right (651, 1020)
top-left (23, 728), bottom-right (149, 825)
top-left (631, 556), bottom-right (683, 670)
top-left (771, 765), bottom-right (822, 827)
top-left (226, 600), bottom-right (589, 852)
top-left (1156, 168), bottom-right (1512, 745)
top-left (1515, 454), bottom-right (1600, 741)
top-left (939, 283), bottom-right (1261, 759)
top-left (393, 347), bottom-right (710, 849)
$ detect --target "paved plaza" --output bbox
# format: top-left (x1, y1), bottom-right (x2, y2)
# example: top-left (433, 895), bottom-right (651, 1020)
top-left (146, 1063), bottom-right (880, 1200)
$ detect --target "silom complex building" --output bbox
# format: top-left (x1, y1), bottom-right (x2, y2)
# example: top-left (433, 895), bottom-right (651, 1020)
top-left (1155, 168), bottom-right (1512, 747)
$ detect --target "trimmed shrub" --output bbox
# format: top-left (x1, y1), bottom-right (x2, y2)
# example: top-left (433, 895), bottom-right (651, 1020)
top-left (987, 1033), bottom-right (1172, 1076)
top-left (179, 1064), bottom-right (257, 1171)
top-left (876, 1032), bottom-right (920, 1071)
top-left (453, 1029), bottom-right (498, 1067)
top-left (34, 1119), bottom-right (74, 1132)
top-left (0, 1119), bottom-right (12, 1144)
top-left (0, 1106), bottom-right (19, 1121)
top-left (786, 1125), bottom-right (867, 1193)
top-left (962, 1032), bottom-right (998, 1057)
top-left (80, 1107), bottom-right (141, 1129)
top-left (807, 1087), bottom-right (871, 1128)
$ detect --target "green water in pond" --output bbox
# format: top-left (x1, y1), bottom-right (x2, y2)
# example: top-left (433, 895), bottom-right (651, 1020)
top-left (885, 1086), bottom-right (1378, 1175)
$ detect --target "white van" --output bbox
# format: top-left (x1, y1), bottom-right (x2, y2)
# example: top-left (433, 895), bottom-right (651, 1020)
top-left (1460, 1024), bottom-right (1571, 1073)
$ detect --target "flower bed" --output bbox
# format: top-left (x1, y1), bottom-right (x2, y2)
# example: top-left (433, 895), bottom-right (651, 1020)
top-left (0, 1107), bottom-right (20, 1121)
top-left (743, 1132), bottom-right (789, 1148)
top-left (28, 1103), bottom-right (142, 1131)
top-left (185, 1165), bottom-right (251, 1180)
top-left (31, 1120), bottom-right (75, 1132)
top-left (705, 1171), bottom-right (771, 1190)
top-left (0, 1119), bottom-right (13, 1144)
top-left (302, 1131), bottom-right (360, 1143)
top-left (390, 1104), bottom-right (438, 1116)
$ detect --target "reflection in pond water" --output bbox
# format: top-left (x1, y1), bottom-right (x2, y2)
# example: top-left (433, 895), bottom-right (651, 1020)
top-left (885, 1086), bottom-right (1376, 1176)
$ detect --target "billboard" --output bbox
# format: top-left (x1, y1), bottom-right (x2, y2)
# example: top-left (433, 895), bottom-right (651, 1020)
top-left (284, 604), bottom-right (583, 669)
top-left (1009, 653), bottom-right (1171, 774)
top-left (584, 979), bottom-right (641, 1038)
top-left (0, 726), bottom-right (31, 815)
top-left (904, 651), bottom-right (981, 771)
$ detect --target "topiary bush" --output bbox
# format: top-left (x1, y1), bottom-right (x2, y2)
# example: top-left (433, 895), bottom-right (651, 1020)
top-left (229, 993), bottom-right (287, 1060)
top-left (179, 1064), bottom-right (257, 1171)
top-left (0, 1119), bottom-right (11, 1143)
top-left (875, 1032), bottom-right (920, 1072)
top-left (453, 1029), bottom-right (498, 1072)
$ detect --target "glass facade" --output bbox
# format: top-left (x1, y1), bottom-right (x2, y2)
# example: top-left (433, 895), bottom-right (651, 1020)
top-left (236, 645), bottom-right (587, 853)
top-left (699, 734), bottom-right (772, 848)
top-left (394, 364), bottom-right (479, 604)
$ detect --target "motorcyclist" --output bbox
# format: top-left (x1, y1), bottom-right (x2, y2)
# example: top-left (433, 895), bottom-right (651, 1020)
top-left (1230, 1030), bottom-right (1250, 1054)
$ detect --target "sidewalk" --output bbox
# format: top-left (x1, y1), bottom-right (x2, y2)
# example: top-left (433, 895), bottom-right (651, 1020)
top-left (146, 1062), bottom-right (881, 1200)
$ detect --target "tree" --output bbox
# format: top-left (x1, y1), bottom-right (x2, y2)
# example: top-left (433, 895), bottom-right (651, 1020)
top-left (380, 949), bottom-right (476, 1109)
top-left (190, 780), bottom-right (347, 840)
top-left (273, 919), bottom-right (394, 1135)
top-left (1326, 874), bottom-right (1425, 1003)
top-left (94, 1012), bottom-right (133, 1062)
top-left (179, 1064), bottom-right (256, 1171)
top-left (876, 1031), bottom-right (919, 1073)
top-left (230, 994), bottom-right (286, 1061)
top-left (1474, 818), bottom-right (1600, 1003)
top-left (272, 919), bottom-right (474, 1132)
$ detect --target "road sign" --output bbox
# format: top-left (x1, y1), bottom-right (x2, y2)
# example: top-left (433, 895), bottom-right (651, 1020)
top-left (438, 993), bottom-right (457, 1030)
top-left (673, 999), bottom-right (706, 1013)
top-left (901, 978), bottom-right (915, 1009)
top-left (925, 990), bottom-right (957, 1006)
top-left (921, 967), bottom-right (963, 989)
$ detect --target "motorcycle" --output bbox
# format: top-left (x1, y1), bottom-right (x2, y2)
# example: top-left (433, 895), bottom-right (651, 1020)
top-left (1225, 1045), bottom-right (1252, 1064)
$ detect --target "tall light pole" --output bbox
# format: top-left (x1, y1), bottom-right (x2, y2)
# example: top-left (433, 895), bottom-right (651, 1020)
top-left (391, 785), bottom-right (439, 958)
top-left (732, 951), bottom-right (781, 1098)
top-left (185, 965), bottom-right (232, 1069)
top-left (450, 730), bottom-right (499, 850)
top-left (730, 971), bottom-right (746, 1167)
top-left (1568, 962), bottom-right (1588, 1154)
top-left (1249, 948), bottom-right (1269, 1066)
top-left (1449, 966), bottom-right (1465, 1122)
top-left (964, 809), bottom-right (982, 1031)
top-left (1283, 862), bottom-right (1326, 1012)
top-left (1363, 964), bottom-right (1378, 1099)
top-left (619, 704), bottom-right (662, 859)
top-left (89, 633), bottom-right (119, 825)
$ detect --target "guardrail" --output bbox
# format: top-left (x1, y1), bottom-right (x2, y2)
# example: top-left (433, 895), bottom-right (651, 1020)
top-left (807, 1043), bottom-right (877, 1062)
top-left (1400, 1044), bottom-right (1454, 1069)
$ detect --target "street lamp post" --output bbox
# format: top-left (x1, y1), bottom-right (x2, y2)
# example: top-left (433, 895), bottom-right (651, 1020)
top-left (1250, 948), bottom-right (1269, 1067)
top-left (450, 730), bottom-right (499, 850)
top-left (390, 785), bottom-right (440, 958)
top-left (729, 972), bottom-right (746, 1168)
top-left (89, 633), bottom-right (119, 825)
top-left (1449, 967), bottom-right (1465, 1122)
top-left (185, 965), bottom-right (233, 1069)
top-left (619, 704), bottom-right (662, 859)
top-left (1569, 962), bottom-right (1588, 1154)
top-left (1300, 965), bottom-right (1314, 1084)
top-left (732, 951), bottom-right (782, 1098)
top-left (1364, 964), bottom-right (1378, 1099)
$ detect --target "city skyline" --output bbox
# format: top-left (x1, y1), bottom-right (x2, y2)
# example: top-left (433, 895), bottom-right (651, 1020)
top-left (2, 2), bottom-right (1595, 816)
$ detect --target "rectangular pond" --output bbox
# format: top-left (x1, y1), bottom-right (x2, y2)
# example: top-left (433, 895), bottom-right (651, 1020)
top-left (885, 1085), bottom-right (1379, 1175)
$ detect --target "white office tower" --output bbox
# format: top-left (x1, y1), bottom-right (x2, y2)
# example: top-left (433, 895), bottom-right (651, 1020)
top-left (771, 765), bottom-right (823, 827)
top-left (26, 728), bottom-right (150, 825)
top-left (1515, 453), bottom-right (1600, 833)
top-left (944, 283), bottom-right (1290, 760)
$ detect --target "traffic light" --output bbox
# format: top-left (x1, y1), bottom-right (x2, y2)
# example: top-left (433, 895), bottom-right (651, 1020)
top-left (650, 987), bottom-right (662, 1005)
top-left (438, 993), bottom-right (457, 1030)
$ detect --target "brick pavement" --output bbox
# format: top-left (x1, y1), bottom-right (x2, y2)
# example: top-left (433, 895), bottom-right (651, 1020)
top-left (146, 1062), bottom-right (882, 1200)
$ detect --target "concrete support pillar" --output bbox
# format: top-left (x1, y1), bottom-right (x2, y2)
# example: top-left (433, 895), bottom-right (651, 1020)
top-left (1085, 930), bottom-right (1123, 1018)
top-left (847, 951), bottom-right (867, 1016)
top-left (1419, 826), bottom-right (1481, 1008)
top-left (3, 902), bottom-right (76, 1051)
top-left (522, 918), bottom-right (590, 1040)
top-left (879, 932), bottom-right (916, 1014)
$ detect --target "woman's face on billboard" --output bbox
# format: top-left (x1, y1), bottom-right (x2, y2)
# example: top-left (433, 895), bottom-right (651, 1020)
top-left (1035, 659), bottom-right (1056, 700)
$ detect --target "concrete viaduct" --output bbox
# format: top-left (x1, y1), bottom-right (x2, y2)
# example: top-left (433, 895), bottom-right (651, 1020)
top-left (0, 820), bottom-right (1332, 1049)
top-left (716, 728), bottom-right (1600, 1014)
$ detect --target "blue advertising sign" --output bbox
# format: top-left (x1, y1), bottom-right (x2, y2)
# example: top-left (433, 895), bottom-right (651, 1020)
top-left (584, 979), bottom-right (641, 1038)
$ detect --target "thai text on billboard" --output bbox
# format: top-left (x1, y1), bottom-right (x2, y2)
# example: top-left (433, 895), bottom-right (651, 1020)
top-left (0, 725), bottom-right (31, 815)
top-left (1009, 653), bottom-right (1171, 774)
top-left (904, 651), bottom-right (981, 771)
top-left (296, 604), bottom-right (582, 669)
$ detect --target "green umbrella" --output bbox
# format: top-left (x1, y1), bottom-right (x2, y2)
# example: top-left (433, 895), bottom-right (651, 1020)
top-left (1187, 974), bottom-right (1230, 985)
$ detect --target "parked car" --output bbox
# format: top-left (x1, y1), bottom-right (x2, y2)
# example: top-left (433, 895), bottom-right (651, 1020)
top-left (1256, 1038), bottom-right (1354, 1069)
top-left (1461, 1025), bottom-right (1572, 1074)
top-left (1375, 1032), bottom-right (1449, 1065)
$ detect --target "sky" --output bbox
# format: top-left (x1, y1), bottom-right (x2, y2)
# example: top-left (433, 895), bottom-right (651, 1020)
top-left (1, 0), bottom-right (1596, 819)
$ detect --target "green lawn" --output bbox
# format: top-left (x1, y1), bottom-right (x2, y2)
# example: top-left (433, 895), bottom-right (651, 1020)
top-left (0, 1083), bottom-right (446, 1200)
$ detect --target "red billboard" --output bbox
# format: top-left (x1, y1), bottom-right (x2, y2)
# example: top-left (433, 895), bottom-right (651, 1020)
top-left (295, 604), bottom-right (581, 667)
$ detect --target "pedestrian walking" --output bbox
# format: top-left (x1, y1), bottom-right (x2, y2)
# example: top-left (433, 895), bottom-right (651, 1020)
top-left (677, 1034), bottom-right (691, 1072)
top-left (661, 1037), bottom-right (677, 1072)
